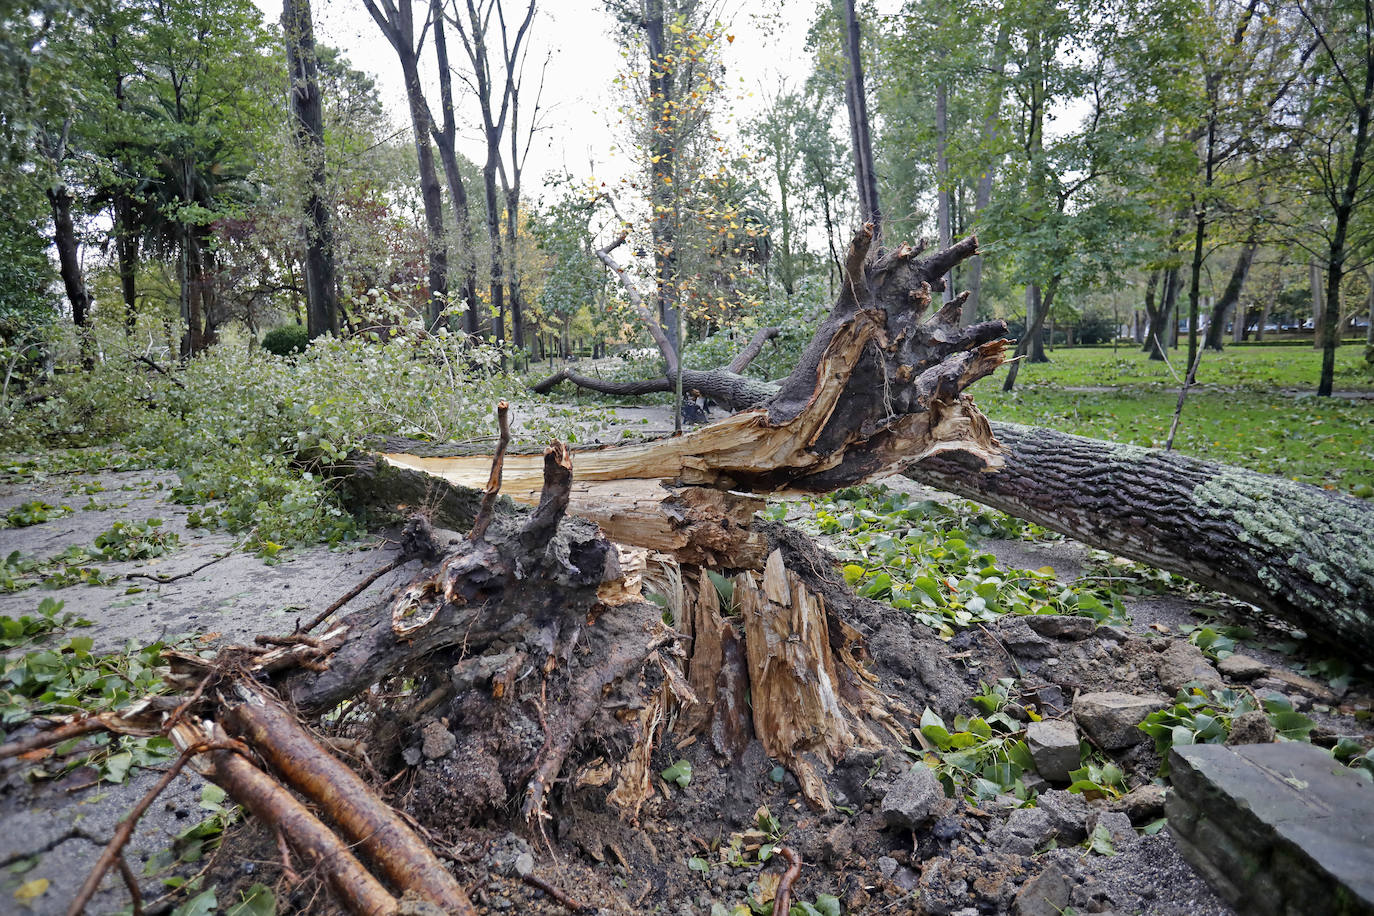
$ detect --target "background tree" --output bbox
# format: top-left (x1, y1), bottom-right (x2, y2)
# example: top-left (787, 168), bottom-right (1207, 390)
top-left (364, 0), bottom-right (451, 327)
top-left (283, 0), bottom-right (339, 339)
top-left (1289, 0), bottom-right (1374, 396)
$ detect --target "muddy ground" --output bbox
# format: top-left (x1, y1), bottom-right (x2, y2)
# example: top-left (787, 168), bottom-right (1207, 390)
top-left (1, 449), bottom-right (1370, 916)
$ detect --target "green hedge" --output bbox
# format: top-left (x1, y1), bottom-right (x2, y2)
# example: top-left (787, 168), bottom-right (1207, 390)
top-left (261, 324), bottom-right (309, 356)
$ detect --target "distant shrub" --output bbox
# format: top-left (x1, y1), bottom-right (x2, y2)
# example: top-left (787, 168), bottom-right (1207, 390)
top-left (261, 324), bottom-right (309, 356)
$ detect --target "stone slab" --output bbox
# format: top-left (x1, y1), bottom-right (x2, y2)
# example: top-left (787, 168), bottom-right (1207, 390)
top-left (1169, 742), bottom-right (1374, 916)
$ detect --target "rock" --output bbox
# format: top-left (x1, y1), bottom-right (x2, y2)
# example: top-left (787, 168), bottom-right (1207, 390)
top-left (1098, 625), bottom-right (1130, 642)
top-left (419, 719), bottom-right (457, 759)
top-left (1014, 862), bottom-right (1073, 916)
top-left (1218, 653), bottom-right (1269, 681)
top-left (450, 650), bottom-right (515, 694)
top-left (1089, 810), bottom-right (1139, 849)
top-left (1154, 640), bottom-right (1224, 694)
top-left (513, 851), bottom-right (535, 878)
top-left (990, 806), bottom-right (1055, 856)
top-left (1225, 710), bottom-right (1277, 746)
top-left (878, 855), bottom-right (899, 879)
top-left (1112, 784), bottom-right (1167, 825)
top-left (1037, 789), bottom-right (1090, 844)
top-left (1024, 614), bottom-right (1097, 640)
top-left (485, 832), bottom-right (534, 878)
top-left (1026, 719), bottom-right (1081, 782)
top-left (1032, 684), bottom-right (1067, 717)
top-left (1073, 691), bottom-right (1167, 749)
top-left (931, 815), bottom-right (963, 842)
top-left (1168, 742), bottom-right (1374, 916)
top-left (995, 617), bottom-right (1056, 659)
top-left (397, 892), bottom-right (450, 916)
top-left (880, 762), bottom-right (944, 829)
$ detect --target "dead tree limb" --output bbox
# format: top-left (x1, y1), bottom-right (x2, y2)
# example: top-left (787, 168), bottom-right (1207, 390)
top-left (771, 846), bottom-right (803, 916)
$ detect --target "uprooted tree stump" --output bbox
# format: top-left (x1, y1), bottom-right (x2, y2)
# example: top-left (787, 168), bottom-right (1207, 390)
top-left (5, 227), bottom-right (1007, 915)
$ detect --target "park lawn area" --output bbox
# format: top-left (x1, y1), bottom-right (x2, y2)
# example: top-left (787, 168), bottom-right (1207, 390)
top-left (999, 341), bottom-right (1373, 390)
top-left (976, 383), bottom-right (1374, 496)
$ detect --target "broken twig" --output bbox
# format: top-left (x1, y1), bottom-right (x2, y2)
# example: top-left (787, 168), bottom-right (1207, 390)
top-left (469, 400), bottom-right (511, 543)
top-left (522, 872), bottom-right (593, 913)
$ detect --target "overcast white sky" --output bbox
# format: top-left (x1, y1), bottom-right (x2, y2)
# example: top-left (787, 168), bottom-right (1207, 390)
top-left (261, 0), bottom-right (827, 201)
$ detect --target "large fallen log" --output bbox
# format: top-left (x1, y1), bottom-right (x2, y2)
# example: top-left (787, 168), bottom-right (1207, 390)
top-left (906, 421), bottom-right (1374, 660)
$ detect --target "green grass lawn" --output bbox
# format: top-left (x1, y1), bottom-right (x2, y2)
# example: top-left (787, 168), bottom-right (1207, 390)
top-left (1000, 341), bottom-right (1372, 391)
top-left (975, 346), bottom-right (1374, 496)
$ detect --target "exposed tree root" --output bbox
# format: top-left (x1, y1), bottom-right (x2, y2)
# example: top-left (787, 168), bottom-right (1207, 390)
top-left (171, 720), bottom-right (399, 916)
top-left (219, 687), bottom-right (476, 915)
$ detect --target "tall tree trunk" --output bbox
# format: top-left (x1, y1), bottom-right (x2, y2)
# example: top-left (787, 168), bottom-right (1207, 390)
top-left (962, 22), bottom-right (1010, 326)
top-left (839, 0), bottom-right (881, 234)
top-left (431, 1), bottom-right (481, 337)
top-left (1027, 283), bottom-right (1048, 362)
top-left (1186, 117), bottom-right (1216, 371)
top-left (113, 196), bottom-right (139, 334)
top-left (935, 81), bottom-right (953, 304)
top-left (481, 162), bottom-right (505, 342)
top-left (1204, 238), bottom-right (1258, 350)
top-left (504, 186), bottom-right (525, 349)
top-left (404, 55), bottom-right (450, 328)
top-left (284, 0), bottom-right (339, 340)
top-left (182, 232), bottom-right (205, 357)
top-left (1318, 51), bottom-right (1371, 394)
top-left (364, 0), bottom-right (449, 328)
top-left (1311, 257), bottom-right (1326, 351)
top-left (46, 183), bottom-right (93, 364)
top-left (642, 0), bottom-right (680, 357)
top-left (1002, 275), bottom-right (1059, 390)
top-left (1367, 265), bottom-right (1374, 346)
top-left (1144, 212), bottom-right (1189, 359)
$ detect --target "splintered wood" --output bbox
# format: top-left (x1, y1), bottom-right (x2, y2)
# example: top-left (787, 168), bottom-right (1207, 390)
top-left (738, 552), bottom-right (858, 808)
top-left (666, 551), bottom-right (901, 810)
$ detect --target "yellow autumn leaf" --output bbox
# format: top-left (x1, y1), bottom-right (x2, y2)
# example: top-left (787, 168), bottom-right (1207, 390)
top-left (14, 879), bottom-right (49, 907)
top-left (756, 871), bottom-right (780, 903)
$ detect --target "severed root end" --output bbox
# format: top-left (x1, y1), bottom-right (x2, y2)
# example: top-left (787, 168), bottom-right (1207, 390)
top-left (519, 441), bottom-right (573, 556)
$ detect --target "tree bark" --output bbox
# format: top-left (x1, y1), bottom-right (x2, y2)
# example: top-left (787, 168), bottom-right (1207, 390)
top-left (962, 21), bottom-right (1010, 326)
top-left (935, 81), bottom-right (953, 304)
top-left (906, 421), bottom-right (1374, 660)
top-left (46, 184), bottom-right (93, 342)
top-left (1312, 257), bottom-right (1326, 352)
top-left (283, 0), bottom-right (339, 340)
top-left (1001, 276), bottom-right (1059, 390)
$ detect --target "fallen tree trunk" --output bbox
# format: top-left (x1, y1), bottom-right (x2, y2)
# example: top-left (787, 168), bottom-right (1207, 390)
top-left (906, 421), bottom-right (1374, 660)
